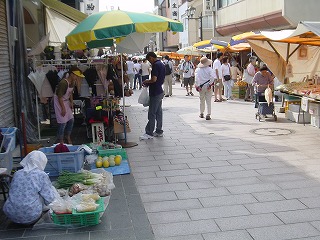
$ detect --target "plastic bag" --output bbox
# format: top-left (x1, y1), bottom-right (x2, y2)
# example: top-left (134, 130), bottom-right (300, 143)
top-left (138, 87), bottom-right (149, 107)
top-left (49, 195), bottom-right (73, 214)
top-left (264, 86), bottom-right (273, 106)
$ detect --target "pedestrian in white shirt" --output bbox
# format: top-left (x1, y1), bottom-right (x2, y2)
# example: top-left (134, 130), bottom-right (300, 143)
top-left (126, 57), bottom-right (135, 89)
top-left (213, 52), bottom-right (224, 102)
top-left (221, 57), bottom-right (232, 100)
top-left (180, 55), bottom-right (195, 96)
top-left (195, 57), bottom-right (215, 120)
top-left (141, 58), bottom-right (151, 82)
top-left (163, 55), bottom-right (174, 97)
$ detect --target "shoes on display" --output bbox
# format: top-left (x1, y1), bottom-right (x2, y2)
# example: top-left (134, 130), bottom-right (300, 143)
top-left (190, 92), bottom-right (194, 96)
top-left (139, 133), bottom-right (154, 140)
top-left (153, 132), bottom-right (163, 137)
top-left (199, 113), bottom-right (204, 118)
top-left (206, 115), bottom-right (211, 120)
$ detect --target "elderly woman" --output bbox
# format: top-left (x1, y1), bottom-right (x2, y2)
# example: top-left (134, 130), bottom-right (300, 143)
top-left (252, 66), bottom-right (274, 108)
top-left (3, 151), bottom-right (57, 225)
top-left (195, 56), bottom-right (215, 120)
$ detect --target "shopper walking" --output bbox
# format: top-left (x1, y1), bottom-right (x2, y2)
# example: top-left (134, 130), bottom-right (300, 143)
top-left (53, 66), bottom-right (84, 144)
top-left (213, 52), bottom-right (224, 102)
top-left (244, 56), bottom-right (257, 101)
top-left (180, 55), bottom-right (195, 96)
top-left (163, 55), bottom-right (173, 97)
top-left (221, 57), bottom-right (232, 100)
top-left (126, 57), bottom-right (135, 89)
top-left (252, 66), bottom-right (274, 108)
top-left (230, 60), bottom-right (242, 99)
top-left (133, 59), bottom-right (142, 89)
top-left (195, 57), bottom-right (215, 120)
top-left (141, 58), bottom-right (151, 83)
top-left (139, 52), bottom-right (165, 140)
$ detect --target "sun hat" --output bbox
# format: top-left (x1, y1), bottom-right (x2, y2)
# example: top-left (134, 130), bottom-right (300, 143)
top-left (69, 65), bottom-right (85, 78)
top-left (198, 56), bottom-right (213, 68)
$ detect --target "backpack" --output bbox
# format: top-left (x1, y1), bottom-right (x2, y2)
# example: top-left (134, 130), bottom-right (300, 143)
top-left (165, 62), bottom-right (172, 75)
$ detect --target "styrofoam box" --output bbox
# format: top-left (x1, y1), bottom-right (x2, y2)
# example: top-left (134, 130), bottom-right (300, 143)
top-left (288, 104), bottom-right (301, 113)
top-left (309, 103), bottom-right (320, 115)
top-left (311, 115), bottom-right (320, 128)
top-left (39, 145), bottom-right (85, 176)
top-left (286, 110), bottom-right (311, 123)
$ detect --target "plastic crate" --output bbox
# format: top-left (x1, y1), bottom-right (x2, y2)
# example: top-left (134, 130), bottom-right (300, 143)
top-left (0, 137), bottom-right (14, 174)
top-left (97, 147), bottom-right (128, 159)
top-left (1, 127), bottom-right (17, 151)
top-left (51, 197), bottom-right (105, 226)
top-left (39, 145), bottom-right (85, 176)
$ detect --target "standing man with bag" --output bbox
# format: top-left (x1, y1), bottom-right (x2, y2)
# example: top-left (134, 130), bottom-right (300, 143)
top-left (139, 52), bottom-right (165, 140)
top-left (163, 55), bottom-right (173, 97)
top-left (195, 57), bottom-right (215, 120)
top-left (180, 55), bottom-right (195, 96)
top-left (213, 52), bottom-right (224, 102)
top-left (244, 56), bottom-right (257, 101)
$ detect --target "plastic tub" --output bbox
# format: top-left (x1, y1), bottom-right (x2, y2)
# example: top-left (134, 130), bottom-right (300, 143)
top-left (0, 136), bottom-right (14, 174)
top-left (39, 145), bottom-right (85, 176)
top-left (97, 147), bottom-right (127, 159)
top-left (1, 127), bottom-right (17, 151)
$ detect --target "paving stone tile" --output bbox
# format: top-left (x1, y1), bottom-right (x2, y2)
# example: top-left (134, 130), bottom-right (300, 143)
top-left (131, 160), bottom-right (171, 167)
top-left (227, 183), bottom-right (280, 194)
top-left (280, 187), bottom-right (320, 199)
top-left (257, 173), bottom-right (308, 183)
top-left (188, 205), bottom-right (250, 220)
top-left (89, 228), bottom-right (136, 240)
top-left (175, 187), bottom-right (229, 199)
top-left (194, 151), bottom-right (232, 158)
top-left (299, 196), bottom-right (320, 208)
top-left (276, 209), bottom-right (320, 224)
top-left (0, 229), bottom-right (25, 239)
top-left (247, 222), bottom-right (320, 240)
top-left (256, 167), bottom-right (302, 175)
top-left (159, 164), bottom-right (190, 171)
top-left (213, 170), bottom-right (261, 179)
top-left (241, 162), bottom-right (287, 170)
top-left (140, 192), bottom-right (178, 203)
top-left (199, 194), bottom-right (257, 207)
top-left (215, 213), bottom-right (282, 231)
top-left (23, 228), bottom-right (67, 237)
top-left (212, 177), bottom-right (262, 187)
top-left (154, 153), bottom-right (194, 161)
top-left (202, 230), bottom-right (253, 240)
top-left (156, 169), bottom-right (202, 177)
top-left (164, 149), bottom-right (202, 155)
top-left (135, 177), bottom-right (168, 186)
top-left (188, 160), bottom-right (230, 168)
top-left (133, 172), bottom-right (157, 179)
top-left (199, 165), bottom-right (244, 174)
top-left (252, 192), bottom-right (285, 202)
top-left (169, 157), bottom-right (211, 164)
top-left (166, 174), bottom-right (214, 183)
top-left (186, 180), bottom-right (215, 189)
top-left (209, 154), bottom-right (249, 161)
top-left (151, 219), bottom-right (219, 238)
top-left (154, 235), bottom-right (203, 240)
top-left (228, 157), bottom-right (272, 165)
top-left (144, 199), bottom-right (202, 213)
top-left (44, 233), bottom-right (89, 240)
top-left (245, 199), bottom-right (306, 214)
top-left (276, 179), bottom-right (320, 189)
top-left (131, 165), bottom-right (160, 173)
top-left (134, 226), bottom-right (155, 240)
top-left (138, 183), bottom-right (188, 193)
top-left (147, 210), bottom-right (190, 224)
top-left (293, 236), bottom-right (320, 240)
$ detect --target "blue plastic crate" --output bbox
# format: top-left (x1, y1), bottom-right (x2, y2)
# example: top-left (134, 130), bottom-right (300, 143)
top-left (1, 127), bottom-right (17, 151)
top-left (0, 136), bottom-right (14, 174)
top-left (39, 145), bottom-right (85, 176)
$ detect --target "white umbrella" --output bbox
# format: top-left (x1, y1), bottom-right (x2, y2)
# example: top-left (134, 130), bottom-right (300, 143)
top-left (28, 33), bottom-right (50, 56)
top-left (177, 46), bottom-right (203, 56)
top-left (116, 32), bottom-right (152, 54)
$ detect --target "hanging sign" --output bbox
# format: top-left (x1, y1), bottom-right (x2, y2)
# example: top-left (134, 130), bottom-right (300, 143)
top-left (170, 0), bottom-right (179, 21)
top-left (203, 0), bottom-right (213, 15)
top-left (83, 0), bottom-right (99, 15)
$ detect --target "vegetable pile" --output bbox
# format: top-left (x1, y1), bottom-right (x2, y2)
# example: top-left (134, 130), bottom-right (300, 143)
top-left (56, 171), bottom-right (103, 189)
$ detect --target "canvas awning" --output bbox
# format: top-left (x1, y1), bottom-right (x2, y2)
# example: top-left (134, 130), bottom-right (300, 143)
top-left (41, 0), bottom-right (87, 46)
top-left (233, 21), bottom-right (320, 83)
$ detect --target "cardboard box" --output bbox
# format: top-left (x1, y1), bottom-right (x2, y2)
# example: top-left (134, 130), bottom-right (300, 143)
top-left (232, 86), bottom-right (246, 99)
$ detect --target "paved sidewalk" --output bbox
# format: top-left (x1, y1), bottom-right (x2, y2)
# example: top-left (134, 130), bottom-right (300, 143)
top-left (124, 84), bottom-right (320, 240)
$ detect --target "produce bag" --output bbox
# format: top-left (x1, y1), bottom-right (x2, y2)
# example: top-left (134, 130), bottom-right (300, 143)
top-left (138, 87), bottom-right (149, 107)
top-left (264, 86), bottom-right (273, 106)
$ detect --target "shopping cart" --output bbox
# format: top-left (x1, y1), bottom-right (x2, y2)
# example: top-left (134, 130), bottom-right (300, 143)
top-left (255, 92), bottom-right (277, 121)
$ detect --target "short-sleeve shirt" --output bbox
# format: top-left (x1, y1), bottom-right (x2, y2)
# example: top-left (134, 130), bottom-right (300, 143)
top-left (149, 59), bottom-right (165, 97)
top-left (3, 169), bottom-right (56, 224)
top-left (213, 58), bottom-right (222, 79)
top-left (55, 79), bottom-right (68, 97)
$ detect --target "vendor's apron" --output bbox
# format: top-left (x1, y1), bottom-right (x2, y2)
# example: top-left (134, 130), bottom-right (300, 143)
top-left (54, 79), bottom-right (74, 124)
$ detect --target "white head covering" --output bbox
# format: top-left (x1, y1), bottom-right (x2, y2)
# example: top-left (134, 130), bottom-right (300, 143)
top-left (20, 150), bottom-right (48, 173)
top-left (198, 57), bottom-right (213, 68)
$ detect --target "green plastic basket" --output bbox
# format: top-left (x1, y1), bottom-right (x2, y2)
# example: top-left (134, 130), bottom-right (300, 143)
top-left (51, 197), bottom-right (105, 226)
top-left (97, 148), bottom-right (128, 159)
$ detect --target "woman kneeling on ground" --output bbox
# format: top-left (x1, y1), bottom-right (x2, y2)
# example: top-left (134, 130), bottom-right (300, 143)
top-left (3, 151), bottom-right (57, 225)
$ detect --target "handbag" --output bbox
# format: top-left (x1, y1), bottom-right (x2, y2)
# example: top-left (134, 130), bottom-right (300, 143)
top-left (224, 75), bottom-right (231, 81)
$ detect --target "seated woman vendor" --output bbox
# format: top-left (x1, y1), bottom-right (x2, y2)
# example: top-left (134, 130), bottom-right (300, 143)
top-left (3, 151), bottom-right (57, 225)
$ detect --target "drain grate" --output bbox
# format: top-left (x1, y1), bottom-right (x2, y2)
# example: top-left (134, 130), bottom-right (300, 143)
top-left (250, 128), bottom-right (295, 136)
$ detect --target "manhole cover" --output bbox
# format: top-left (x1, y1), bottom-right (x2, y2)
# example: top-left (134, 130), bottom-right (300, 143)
top-left (250, 128), bottom-right (295, 136)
